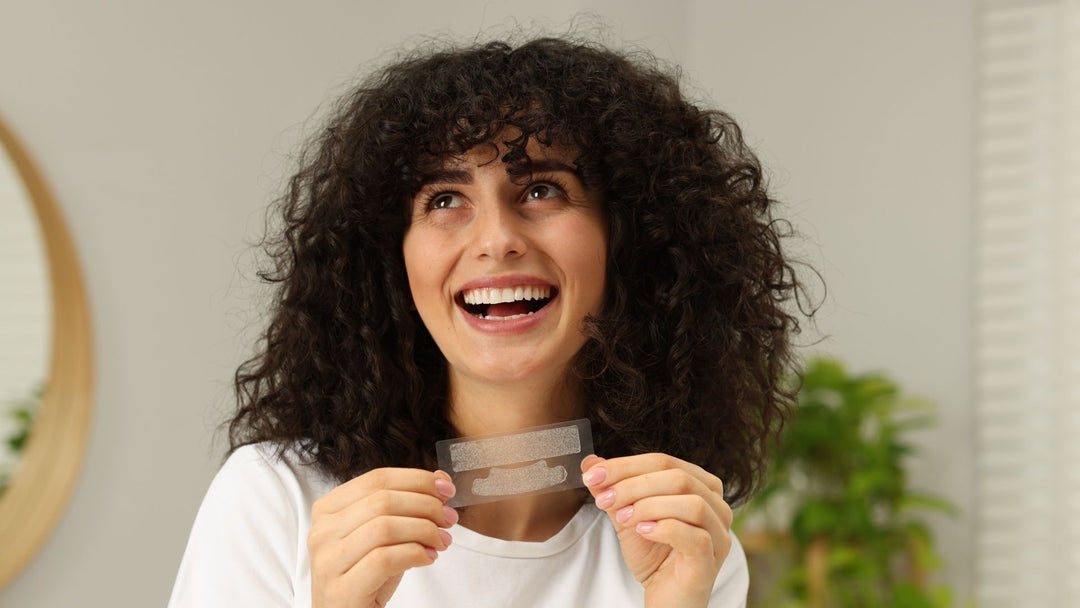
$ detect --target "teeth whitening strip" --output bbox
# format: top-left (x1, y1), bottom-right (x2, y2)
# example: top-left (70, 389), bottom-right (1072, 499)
top-left (436, 419), bottom-right (593, 507)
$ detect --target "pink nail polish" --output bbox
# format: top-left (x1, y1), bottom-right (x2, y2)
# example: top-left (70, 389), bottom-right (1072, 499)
top-left (616, 505), bottom-right (634, 523)
top-left (597, 489), bottom-right (615, 509)
top-left (636, 521), bottom-right (656, 534)
top-left (425, 547), bottom-right (438, 560)
top-left (443, 505), bottom-right (459, 526)
top-left (583, 466), bottom-right (606, 487)
top-left (435, 478), bottom-right (456, 498)
top-left (438, 529), bottom-right (453, 547)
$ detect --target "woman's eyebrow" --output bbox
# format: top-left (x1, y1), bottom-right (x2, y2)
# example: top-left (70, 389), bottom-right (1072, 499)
top-left (417, 168), bottom-right (472, 188)
top-left (508, 159), bottom-right (579, 177)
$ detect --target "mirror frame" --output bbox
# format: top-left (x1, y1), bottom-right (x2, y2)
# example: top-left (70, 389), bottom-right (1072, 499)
top-left (0, 114), bottom-right (93, 590)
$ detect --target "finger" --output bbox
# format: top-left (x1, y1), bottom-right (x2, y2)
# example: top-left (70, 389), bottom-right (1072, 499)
top-left (320, 515), bottom-right (451, 576)
top-left (617, 494), bottom-right (729, 559)
top-left (635, 517), bottom-right (732, 567)
top-left (315, 468), bottom-right (455, 515)
top-left (346, 515), bottom-right (452, 556)
top-left (583, 453), bottom-right (723, 498)
top-left (580, 454), bottom-right (605, 473)
top-left (342, 541), bottom-right (440, 597)
top-left (313, 489), bottom-right (459, 542)
top-left (590, 468), bottom-right (730, 527)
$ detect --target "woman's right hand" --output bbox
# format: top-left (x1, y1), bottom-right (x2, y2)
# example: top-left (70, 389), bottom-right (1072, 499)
top-left (308, 468), bottom-right (458, 608)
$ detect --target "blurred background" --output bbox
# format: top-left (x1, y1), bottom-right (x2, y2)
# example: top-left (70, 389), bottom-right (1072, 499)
top-left (0, 1), bottom-right (1073, 606)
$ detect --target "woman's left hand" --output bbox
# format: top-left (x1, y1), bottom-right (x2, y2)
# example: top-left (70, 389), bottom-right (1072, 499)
top-left (581, 453), bottom-right (733, 608)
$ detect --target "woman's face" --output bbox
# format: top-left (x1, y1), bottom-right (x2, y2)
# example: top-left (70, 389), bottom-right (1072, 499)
top-left (402, 142), bottom-right (607, 387)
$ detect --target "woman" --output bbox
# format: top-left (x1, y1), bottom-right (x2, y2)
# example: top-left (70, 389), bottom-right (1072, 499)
top-left (169, 35), bottom-right (804, 608)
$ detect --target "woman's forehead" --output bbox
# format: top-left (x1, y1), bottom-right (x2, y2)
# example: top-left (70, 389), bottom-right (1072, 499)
top-left (428, 137), bottom-right (580, 172)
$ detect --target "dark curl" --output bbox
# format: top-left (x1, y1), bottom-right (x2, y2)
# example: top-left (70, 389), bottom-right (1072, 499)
top-left (229, 36), bottom-right (810, 505)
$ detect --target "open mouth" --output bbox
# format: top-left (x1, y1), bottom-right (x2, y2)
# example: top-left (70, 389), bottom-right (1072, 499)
top-left (456, 285), bottom-right (557, 320)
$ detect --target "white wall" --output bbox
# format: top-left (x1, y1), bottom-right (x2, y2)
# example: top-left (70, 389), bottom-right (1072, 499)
top-left (0, 2), bottom-right (975, 605)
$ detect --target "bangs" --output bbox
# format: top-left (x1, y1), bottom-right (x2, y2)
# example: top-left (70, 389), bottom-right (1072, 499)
top-left (404, 111), bottom-right (582, 193)
top-left (368, 42), bottom-right (606, 200)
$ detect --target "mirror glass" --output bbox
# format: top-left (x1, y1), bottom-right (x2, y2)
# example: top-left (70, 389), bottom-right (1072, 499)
top-left (0, 136), bottom-right (50, 496)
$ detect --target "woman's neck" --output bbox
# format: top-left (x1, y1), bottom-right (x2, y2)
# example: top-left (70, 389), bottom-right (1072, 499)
top-left (455, 489), bottom-right (588, 542)
top-left (445, 367), bottom-right (588, 541)
top-left (446, 368), bottom-right (583, 436)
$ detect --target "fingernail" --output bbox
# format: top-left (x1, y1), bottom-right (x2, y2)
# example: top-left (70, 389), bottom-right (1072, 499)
top-left (443, 505), bottom-right (459, 526)
top-left (425, 547), bottom-right (438, 560)
top-left (435, 479), bottom-right (456, 498)
top-left (616, 505), bottom-right (634, 523)
top-left (597, 489), bottom-right (615, 509)
top-left (583, 467), bottom-right (606, 487)
top-left (636, 521), bottom-right (656, 534)
top-left (438, 529), bottom-right (453, 548)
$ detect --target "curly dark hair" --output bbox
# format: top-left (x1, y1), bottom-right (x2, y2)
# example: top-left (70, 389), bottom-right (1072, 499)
top-left (229, 35), bottom-right (807, 505)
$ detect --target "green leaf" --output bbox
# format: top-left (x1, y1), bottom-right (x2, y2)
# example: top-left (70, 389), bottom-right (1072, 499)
top-left (899, 493), bottom-right (957, 516)
top-left (3, 384), bottom-right (42, 458)
top-left (801, 358), bottom-right (849, 390)
top-left (13, 407), bottom-right (33, 424)
top-left (849, 374), bottom-right (899, 410)
top-left (826, 544), bottom-right (867, 574)
top-left (889, 582), bottom-right (939, 608)
top-left (8, 430), bottom-right (30, 451)
top-left (930, 585), bottom-right (954, 607)
top-left (849, 468), bottom-right (891, 498)
top-left (791, 500), bottom-right (839, 544)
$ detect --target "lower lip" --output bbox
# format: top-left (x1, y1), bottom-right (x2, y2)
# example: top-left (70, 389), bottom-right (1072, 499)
top-left (458, 298), bottom-right (555, 334)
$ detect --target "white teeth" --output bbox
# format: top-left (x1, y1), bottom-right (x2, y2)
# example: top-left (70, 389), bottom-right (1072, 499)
top-left (462, 285), bottom-right (552, 305)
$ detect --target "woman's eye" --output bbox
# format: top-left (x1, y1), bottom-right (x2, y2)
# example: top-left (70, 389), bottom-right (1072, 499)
top-left (525, 183), bottom-right (563, 201)
top-left (428, 193), bottom-right (464, 210)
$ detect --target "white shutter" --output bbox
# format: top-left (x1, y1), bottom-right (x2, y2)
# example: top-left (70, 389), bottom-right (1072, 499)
top-left (974, 1), bottom-right (1080, 606)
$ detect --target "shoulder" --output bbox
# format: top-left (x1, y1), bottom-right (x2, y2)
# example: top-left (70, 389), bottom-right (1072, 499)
top-left (215, 442), bottom-right (336, 503)
top-left (194, 442), bottom-right (337, 541)
top-left (167, 442), bottom-right (334, 608)
top-left (219, 442), bottom-right (321, 490)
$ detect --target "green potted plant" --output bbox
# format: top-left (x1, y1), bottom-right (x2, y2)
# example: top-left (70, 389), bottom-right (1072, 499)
top-left (737, 358), bottom-right (957, 608)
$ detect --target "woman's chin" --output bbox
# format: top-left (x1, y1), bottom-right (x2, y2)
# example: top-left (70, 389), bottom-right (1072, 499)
top-left (448, 347), bottom-right (580, 389)
top-left (455, 360), bottom-right (556, 386)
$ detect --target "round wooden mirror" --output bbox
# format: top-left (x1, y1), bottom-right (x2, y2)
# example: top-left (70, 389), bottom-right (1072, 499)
top-left (0, 114), bottom-right (93, 590)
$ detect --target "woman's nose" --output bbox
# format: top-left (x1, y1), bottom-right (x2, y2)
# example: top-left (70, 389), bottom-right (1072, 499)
top-left (470, 202), bottom-right (527, 260)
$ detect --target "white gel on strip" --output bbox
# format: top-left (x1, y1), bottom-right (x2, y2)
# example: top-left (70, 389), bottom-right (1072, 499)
top-left (436, 419), bottom-right (593, 507)
top-left (449, 424), bottom-right (581, 471)
top-left (472, 461), bottom-right (569, 496)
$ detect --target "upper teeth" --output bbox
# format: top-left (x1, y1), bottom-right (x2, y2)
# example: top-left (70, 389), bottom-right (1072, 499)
top-left (462, 285), bottom-right (552, 305)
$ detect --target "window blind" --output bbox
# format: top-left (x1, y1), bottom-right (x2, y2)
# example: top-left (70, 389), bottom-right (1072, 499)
top-left (974, 1), bottom-right (1080, 606)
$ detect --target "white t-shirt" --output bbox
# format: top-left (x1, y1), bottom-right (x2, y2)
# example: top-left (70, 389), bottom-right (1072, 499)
top-left (168, 443), bottom-right (749, 607)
